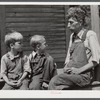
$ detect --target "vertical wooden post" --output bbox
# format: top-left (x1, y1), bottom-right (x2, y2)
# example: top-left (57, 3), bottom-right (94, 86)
top-left (90, 5), bottom-right (100, 44)
top-left (64, 5), bottom-right (70, 53)
top-left (0, 5), bottom-right (6, 58)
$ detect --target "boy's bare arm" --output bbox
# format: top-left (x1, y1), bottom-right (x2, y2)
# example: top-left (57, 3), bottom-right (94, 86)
top-left (3, 74), bottom-right (17, 86)
top-left (17, 55), bottom-right (31, 85)
top-left (18, 72), bottom-right (28, 82)
top-left (16, 72), bottom-right (28, 87)
top-left (22, 55), bottom-right (31, 80)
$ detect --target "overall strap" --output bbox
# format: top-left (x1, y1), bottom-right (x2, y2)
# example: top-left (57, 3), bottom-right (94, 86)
top-left (81, 29), bottom-right (88, 42)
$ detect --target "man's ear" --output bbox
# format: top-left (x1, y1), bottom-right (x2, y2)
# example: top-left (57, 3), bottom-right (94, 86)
top-left (10, 43), bottom-right (14, 48)
top-left (36, 44), bottom-right (40, 50)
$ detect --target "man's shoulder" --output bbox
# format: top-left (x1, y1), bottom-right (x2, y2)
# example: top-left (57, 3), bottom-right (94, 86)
top-left (86, 30), bottom-right (97, 38)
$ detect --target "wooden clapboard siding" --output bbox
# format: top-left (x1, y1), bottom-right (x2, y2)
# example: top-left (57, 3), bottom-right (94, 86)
top-left (0, 6), bottom-right (6, 58)
top-left (4, 5), bottom-right (69, 68)
top-left (6, 7), bottom-right (64, 13)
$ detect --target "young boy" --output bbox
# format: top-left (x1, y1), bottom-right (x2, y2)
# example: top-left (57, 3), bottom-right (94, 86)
top-left (1, 31), bottom-right (31, 90)
top-left (29, 35), bottom-right (57, 90)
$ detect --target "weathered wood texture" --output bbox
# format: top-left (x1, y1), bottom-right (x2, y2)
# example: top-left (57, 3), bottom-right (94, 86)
top-left (91, 5), bottom-right (100, 44)
top-left (0, 6), bottom-right (6, 59)
top-left (0, 5), bottom-right (70, 68)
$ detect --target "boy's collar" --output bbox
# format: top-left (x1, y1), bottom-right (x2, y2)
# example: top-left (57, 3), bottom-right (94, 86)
top-left (32, 51), bottom-right (46, 57)
top-left (32, 51), bottom-right (37, 58)
top-left (7, 52), bottom-right (20, 60)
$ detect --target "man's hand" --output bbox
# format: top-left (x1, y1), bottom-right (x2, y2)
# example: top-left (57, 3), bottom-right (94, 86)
top-left (63, 66), bottom-right (81, 74)
top-left (71, 67), bottom-right (80, 74)
top-left (63, 66), bottom-right (72, 74)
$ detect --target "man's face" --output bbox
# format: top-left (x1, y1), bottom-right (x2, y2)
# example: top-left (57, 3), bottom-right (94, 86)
top-left (67, 17), bottom-right (81, 32)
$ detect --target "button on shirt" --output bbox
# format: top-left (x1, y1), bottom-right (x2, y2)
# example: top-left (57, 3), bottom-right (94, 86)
top-left (65, 29), bottom-right (100, 65)
top-left (1, 52), bottom-right (31, 80)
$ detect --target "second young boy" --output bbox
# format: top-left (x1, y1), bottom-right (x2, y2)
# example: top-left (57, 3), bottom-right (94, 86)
top-left (29, 35), bottom-right (57, 90)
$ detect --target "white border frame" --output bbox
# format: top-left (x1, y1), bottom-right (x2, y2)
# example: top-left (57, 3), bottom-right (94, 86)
top-left (0, 2), bottom-right (100, 98)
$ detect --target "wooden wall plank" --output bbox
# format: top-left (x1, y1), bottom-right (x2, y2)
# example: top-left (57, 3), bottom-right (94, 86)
top-left (0, 6), bottom-right (6, 58)
top-left (18, 32), bottom-right (65, 36)
top-left (91, 5), bottom-right (100, 44)
top-left (6, 23), bottom-right (65, 27)
top-left (6, 5), bottom-right (64, 8)
top-left (6, 8), bottom-right (64, 13)
top-left (6, 28), bottom-right (65, 32)
top-left (6, 18), bottom-right (65, 23)
top-left (6, 13), bottom-right (64, 18)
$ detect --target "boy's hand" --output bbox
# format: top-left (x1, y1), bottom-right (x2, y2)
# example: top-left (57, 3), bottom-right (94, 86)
top-left (42, 82), bottom-right (49, 90)
top-left (8, 81), bottom-right (17, 87)
top-left (16, 80), bottom-right (22, 87)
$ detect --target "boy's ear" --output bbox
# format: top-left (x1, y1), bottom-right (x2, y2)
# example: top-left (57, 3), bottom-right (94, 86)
top-left (10, 43), bottom-right (14, 48)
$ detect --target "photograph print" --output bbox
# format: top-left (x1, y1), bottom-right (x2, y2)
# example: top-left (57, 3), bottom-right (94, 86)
top-left (0, 4), bottom-right (100, 91)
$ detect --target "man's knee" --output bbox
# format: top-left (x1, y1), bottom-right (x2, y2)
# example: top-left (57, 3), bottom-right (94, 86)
top-left (48, 75), bottom-right (58, 89)
top-left (50, 75), bottom-right (58, 84)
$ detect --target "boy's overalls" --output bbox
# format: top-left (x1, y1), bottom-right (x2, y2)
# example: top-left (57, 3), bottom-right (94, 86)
top-left (49, 30), bottom-right (93, 90)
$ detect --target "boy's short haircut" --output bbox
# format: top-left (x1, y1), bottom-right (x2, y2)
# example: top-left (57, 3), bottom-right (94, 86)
top-left (30, 35), bottom-right (45, 49)
top-left (5, 31), bottom-right (23, 47)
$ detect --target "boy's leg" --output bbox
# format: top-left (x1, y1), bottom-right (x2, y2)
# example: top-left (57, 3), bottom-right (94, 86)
top-left (29, 74), bottom-right (42, 90)
top-left (48, 73), bottom-right (91, 90)
top-left (19, 79), bottom-right (30, 90)
top-left (2, 83), bottom-right (15, 90)
top-left (42, 62), bottom-right (57, 84)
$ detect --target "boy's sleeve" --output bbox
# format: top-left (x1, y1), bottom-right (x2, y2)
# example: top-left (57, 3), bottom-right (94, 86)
top-left (23, 55), bottom-right (31, 74)
top-left (1, 56), bottom-right (7, 75)
top-left (42, 56), bottom-right (57, 84)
